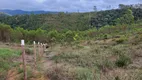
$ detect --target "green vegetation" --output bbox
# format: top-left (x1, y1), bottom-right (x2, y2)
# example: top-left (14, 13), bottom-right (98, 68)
top-left (0, 3), bottom-right (142, 80)
top-left (25, 48), bottom-right (33, 55)
top-left (0, 48), bottom-right (21, 80)
top-left (0, 21), bottom-right (142, 44)
top-left (0, 4), bottom-right (142, 44)
top-left (0, 4), bottom-right (142, 31)
top-left (115, 54), bottom-right (131, 67)
top-left (47, 33), bottom-right (142, 80)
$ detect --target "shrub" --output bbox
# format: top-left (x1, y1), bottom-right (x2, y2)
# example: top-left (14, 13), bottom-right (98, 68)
top-left (115, 54), bottom-right (131, 67)
top-left (25, 48), bottom-right (33, 55)
top-left (115, 76), bottom-right (120, 80)
top-left (64, 30), bottom-right (75, 42)
top-left (115, 37), bottom-right (127, 44)
top-left (103, 34), bottom-right (108, 39)
top-left (75, 67), bottom-right (94, 80)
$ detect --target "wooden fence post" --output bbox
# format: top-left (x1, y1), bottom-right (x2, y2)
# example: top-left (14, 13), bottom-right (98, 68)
top-left (41, 43), bottom-right (44, 57)
top-left (38, 42), bottom-right (41, 59)
top-left (33, 41), bottom-right (36, 69)
top-left (43, 43), bottom-right (46, 51)
top-left (21, 40), bottom-right (27, 80)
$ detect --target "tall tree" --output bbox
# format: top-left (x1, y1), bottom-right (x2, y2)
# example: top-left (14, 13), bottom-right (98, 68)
top-left (93, 6), bottom-right (97, 12)
top-left (115, 9), bottom-right (134, 25)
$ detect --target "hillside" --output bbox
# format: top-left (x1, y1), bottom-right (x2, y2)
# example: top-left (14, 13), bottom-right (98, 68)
top-left (0, 9), bottom-right (58, 15)
top-left (0, 8), bottom-right (142, 31)
top-left (0, 22), bottom-right (142, 80)
top-left (1, 4), bottom-right (142, 80)
top-left (0, 12), bottom-right (10, 16)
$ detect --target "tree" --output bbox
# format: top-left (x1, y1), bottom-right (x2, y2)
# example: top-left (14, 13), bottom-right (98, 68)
top-left (35, 28), bottom-right (47, 42)
top-left (119, 4), bottom-right (132, 9)
top-left (115, 9), bottom-right (134, 25)
top-left (0, 23), bottom-right (12, 42)
top-left (11, 27), bottom-right (25, 42)
top-left (93, 6), bottom-right (97, 12)
top-left (119, 4), bottom-right (126, 9)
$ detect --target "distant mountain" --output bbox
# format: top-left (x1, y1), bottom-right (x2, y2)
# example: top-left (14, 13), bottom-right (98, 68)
top-left (0, 12), bottom-right (10, 16)
top-left (0, 9), bottom-right (58, 15)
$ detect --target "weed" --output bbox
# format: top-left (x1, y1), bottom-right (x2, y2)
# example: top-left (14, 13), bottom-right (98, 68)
top-left (18, 67), bottom-right (23, 74)
top-left (115, 37), bottom-right (127, 44)
top-left (75, 67), bottom-right (94, 80)
top-left (115, 76), bottom-right (120, 80)
top-left (25, 48), bottom-right (33, 55)
top-left (115, 54), bottom-right (131, 67)
top-left (0, 48), bottom-right (21, 79)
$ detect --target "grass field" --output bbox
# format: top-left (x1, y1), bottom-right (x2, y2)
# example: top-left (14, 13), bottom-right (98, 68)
top-left (45, 32), bottom-right (142, 80)
top-left (0, 48), bottom-right (21, 80)
top-left (0, 24), bottom-right (142, 80)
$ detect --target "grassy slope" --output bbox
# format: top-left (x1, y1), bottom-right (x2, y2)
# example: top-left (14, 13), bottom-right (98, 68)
top-left (0, 48), bottom-right (21, 79)
top-left (0, 46), bottom-right (48, 80)
top-left (45, 24), bottom-right (142, 80)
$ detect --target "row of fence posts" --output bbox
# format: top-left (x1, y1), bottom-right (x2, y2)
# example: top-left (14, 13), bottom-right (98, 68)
top-left (21, 40), bottom-right (46, 80)
top-left (20, 40), bottom-right (102, 80)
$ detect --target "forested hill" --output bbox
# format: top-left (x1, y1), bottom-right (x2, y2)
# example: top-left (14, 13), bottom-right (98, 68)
top-left (0, 4), bottom-right (142, 31)
top-left (0, 9), bottom-right (58, 15)
top-left (0, 12), bottom-right (10, 16)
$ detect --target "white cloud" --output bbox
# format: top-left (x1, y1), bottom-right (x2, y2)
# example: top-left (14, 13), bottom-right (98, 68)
top-left (0, 0), bottom-right (141, 12)
top-left (35, 0), bottom-right (46, 3)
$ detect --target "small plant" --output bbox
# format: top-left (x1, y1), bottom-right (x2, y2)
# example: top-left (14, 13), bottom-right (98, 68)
top-left (115, 37), bottom-right (127, 44)
top-left (103, 60), bottom-right (114, 69)
top-left (18, 67), bottom-right (24, 74)
top-left (27, 68), bottom-right (33, 79)
top-left (25, 48), bottom-right (33, 55)
top-left (115, 54), bottom-right (131, 67)
top-left (103, 34), bottom-right (108, 39)
top-left (115, 76), bottom-right (120, 80)
top-left (75, 67), bottom-right (94, 80)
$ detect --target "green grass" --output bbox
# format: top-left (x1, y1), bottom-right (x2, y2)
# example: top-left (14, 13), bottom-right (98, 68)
top-left (0, 48), bottom-right (21, 79)
top-left (115, 54), bottom-right (132, 67)
top-left (48, 33), bottom-right (142, 80)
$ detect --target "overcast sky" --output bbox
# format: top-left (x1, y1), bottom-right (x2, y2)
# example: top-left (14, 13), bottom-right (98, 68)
top-left (0, 0), bottom-right (142, 12)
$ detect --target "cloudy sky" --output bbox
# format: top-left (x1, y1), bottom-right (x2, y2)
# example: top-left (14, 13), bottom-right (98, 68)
top-left (0, 0), bottom-right (142, 12)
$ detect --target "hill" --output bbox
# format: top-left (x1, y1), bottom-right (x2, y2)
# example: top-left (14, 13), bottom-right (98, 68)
top-left (0, 9), bottom-right (58, 15)
top-left (0, 8), bottom-right (142, 31)
top-left (0, 12), bottom-right (10, 16)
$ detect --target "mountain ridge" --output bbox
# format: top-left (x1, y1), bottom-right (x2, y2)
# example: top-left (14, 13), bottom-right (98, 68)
top-left (0, 9), bottom-right (59, 15)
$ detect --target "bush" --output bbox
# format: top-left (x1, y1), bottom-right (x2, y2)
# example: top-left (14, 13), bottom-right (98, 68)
top-left (75, 67), bottom-right (94, 80)
top-left (115, 54), bottom-right (131, 67)
top-left (25, 48), bottom-right (33, 55)
top-left (103, 34), bottom-right (108, 39)
top-left (64, 30), bottom-right (75, 42)
top-left (47, 30), bottom-right (60, 42)
top-left (115, 76), bottom-right (120, 80)
top-left (115, 37), bottom-right (127, 44)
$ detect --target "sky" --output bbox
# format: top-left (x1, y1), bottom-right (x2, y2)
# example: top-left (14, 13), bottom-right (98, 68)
top-left (0, 0), bottom-right (142, 12)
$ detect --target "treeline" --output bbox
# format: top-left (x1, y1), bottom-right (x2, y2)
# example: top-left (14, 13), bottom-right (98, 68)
top-left (0, 23), bottom-right (83, 43)
top-left (90, 8), bottom-right (142, 28)
top-left (0, 4), bottom-right (142, 31)
top-left (0, 13), bottom-right (90, 31)
top-left (1, 22), bottom-right (142, 44)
